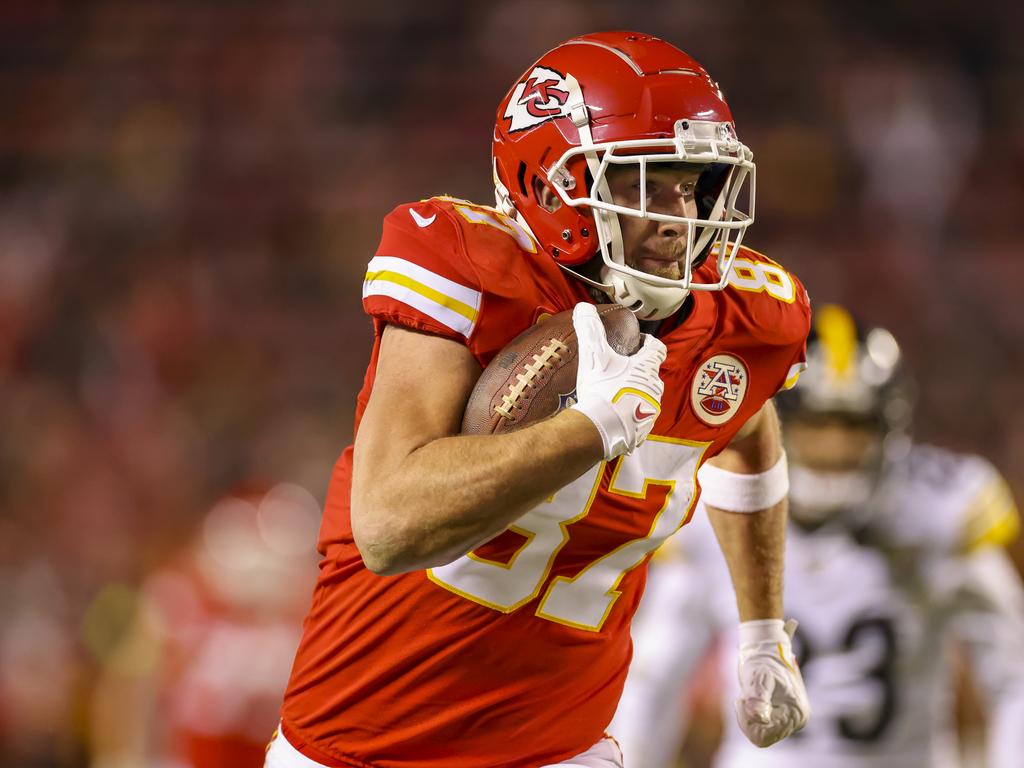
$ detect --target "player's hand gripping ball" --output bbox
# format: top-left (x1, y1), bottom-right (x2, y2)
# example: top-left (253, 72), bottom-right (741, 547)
top-left (463, 303), bottom-right (667, 460)
top-left (461, 304), bottom-right (640, 435)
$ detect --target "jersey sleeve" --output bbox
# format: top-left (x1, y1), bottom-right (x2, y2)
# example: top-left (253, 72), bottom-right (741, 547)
top-left (362, 200), bottom-right (482, 342)
top-left (954, 458), bottom-right (1020, 553)
top-left (777, 334), bottom-right (809, 394)
top-left (774, 271), bottom-right (811, 394)
top-left (719, 245), bottom-right (812, 396)
top-left (883, 446), bottom-right (1021, 555)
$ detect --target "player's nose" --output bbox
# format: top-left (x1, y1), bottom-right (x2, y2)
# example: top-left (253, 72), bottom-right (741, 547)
top-left (655, 211), bottom-right (692, 242)
top-left (652, 193), bottom-right (696, 239)
top-left (656, 218), bottom-right (688, 240)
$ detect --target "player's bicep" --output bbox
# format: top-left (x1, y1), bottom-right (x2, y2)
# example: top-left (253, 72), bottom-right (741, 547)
top-left (354, 324), bottom-right (481, 480)
top-left (707, 400), bottom-right (783, 474)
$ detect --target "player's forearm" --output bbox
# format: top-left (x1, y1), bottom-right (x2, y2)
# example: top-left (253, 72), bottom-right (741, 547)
top-left (706, 499), bottom-right (786, 621)
top-left (352, 409), bottom-right (603, 575)
top-left (702, 401), bottom-right (787, 620)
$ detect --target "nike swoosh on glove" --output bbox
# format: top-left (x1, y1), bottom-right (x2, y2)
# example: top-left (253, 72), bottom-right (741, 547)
top-left (735, 618), bottom-right (811, 748)
top-left (569, 303), bottom-right (667, 460)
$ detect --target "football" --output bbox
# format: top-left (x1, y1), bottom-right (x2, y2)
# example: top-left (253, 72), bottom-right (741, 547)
top-left (461, 304), bottom-right (641, 435)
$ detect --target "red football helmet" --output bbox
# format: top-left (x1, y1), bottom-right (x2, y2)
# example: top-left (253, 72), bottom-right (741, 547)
top-left (493, 31), bottom-right (755, 320)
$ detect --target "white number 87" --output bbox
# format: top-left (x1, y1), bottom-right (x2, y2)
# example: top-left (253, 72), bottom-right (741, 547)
top-left (428, 437), bottom-right (709, 632)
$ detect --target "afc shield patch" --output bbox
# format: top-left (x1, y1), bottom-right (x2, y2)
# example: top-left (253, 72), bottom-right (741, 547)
top-left (691, 353), bottom-right (748, 426)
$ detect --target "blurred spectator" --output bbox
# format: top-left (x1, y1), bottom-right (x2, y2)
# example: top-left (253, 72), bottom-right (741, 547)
top-left (89, 484), bottom-right (319, 768)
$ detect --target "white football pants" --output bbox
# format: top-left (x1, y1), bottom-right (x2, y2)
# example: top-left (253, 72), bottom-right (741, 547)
top-left (264, 727), bottom-right (623, 768)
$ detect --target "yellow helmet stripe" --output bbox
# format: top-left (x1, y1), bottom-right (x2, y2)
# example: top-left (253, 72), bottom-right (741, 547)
top-left (815, 304), bottom-right (858, 379)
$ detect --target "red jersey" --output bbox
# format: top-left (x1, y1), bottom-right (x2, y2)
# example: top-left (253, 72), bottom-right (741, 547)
top-left (281, 197), bottom-right (810, 768)
top-left (143, 560), bottom-right (307, 768)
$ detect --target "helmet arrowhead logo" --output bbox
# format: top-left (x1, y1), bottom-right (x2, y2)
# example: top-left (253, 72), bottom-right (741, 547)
top-left (521, 77), bottom-right (569, 117)
top-left (504, 66), bottom-right (574, 132)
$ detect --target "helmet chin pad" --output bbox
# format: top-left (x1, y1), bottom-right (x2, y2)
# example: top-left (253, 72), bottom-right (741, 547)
top-left (591, 198), bottom-right (689, 321)
top-left (606, 269), bottom-right (688, 321)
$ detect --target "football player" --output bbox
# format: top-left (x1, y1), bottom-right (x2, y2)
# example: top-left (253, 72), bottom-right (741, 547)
top-left (611, 304), bottom-right (1024, 768)
top-left (268, 32), bottom-right (812, 768)
top-left (90, 484), bottom-right (320, 768)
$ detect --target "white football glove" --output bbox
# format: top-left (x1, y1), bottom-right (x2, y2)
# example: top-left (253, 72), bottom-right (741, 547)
top-left (570, 302), bottom-right (667, 460)
top-left (735, 618), bottom-right (811, 748)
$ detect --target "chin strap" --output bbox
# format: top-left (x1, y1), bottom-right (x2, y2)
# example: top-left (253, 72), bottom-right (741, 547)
top-left (556, 261), bottom-right (612, 295)
top-left (565, 79), bottom-right (630, 277)
top-left (492, 158), bottom-right (515, 218)
top-left (607, 272), bottom-right (689, 321)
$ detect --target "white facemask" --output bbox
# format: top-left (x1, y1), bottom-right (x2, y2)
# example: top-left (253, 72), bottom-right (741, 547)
top-left (788, 465), bottom-right (876, 526)
top-left (546, 106), bottom-right (755, 320)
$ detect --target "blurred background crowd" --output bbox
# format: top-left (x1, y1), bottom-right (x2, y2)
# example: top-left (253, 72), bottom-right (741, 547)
top-left (1, 1), bottom-right (1021, 766)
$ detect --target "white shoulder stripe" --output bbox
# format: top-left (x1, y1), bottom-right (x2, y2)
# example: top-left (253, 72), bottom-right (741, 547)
top-left (366, 256), bottom-right (481, 308)
top-left (363, 256), bottom-right (481, 338)
top-left (363, 280), bottom-right (476, 337)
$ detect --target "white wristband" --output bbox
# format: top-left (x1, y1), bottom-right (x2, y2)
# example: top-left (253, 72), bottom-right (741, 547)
top-left (697, 452), bottom-right (789, 513)
top-left (571, 397), bottom-right (628, 459)
top-left (737, 618), bottom-right (788, 646)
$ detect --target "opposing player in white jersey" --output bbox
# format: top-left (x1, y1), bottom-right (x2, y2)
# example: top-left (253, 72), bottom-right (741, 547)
top-left (611, 304), bottom-right (1024, 768)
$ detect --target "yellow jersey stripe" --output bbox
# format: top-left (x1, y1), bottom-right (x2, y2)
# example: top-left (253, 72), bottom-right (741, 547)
top-left (782, 362), bottom-right (808, 391)
top-left (961, 476), bottom-right (1021, 552)
top-left (364, 270), bottom-right (479, 324)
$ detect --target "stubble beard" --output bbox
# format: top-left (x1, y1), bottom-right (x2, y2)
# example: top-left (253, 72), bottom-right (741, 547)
top-left (625, 255), bottom-right (684, 281)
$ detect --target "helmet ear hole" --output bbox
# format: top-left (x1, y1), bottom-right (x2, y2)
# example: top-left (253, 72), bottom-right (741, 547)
top-left (532, 175), bottom-right (562, 213)
top-left (516, 162), bottom-right (529, 196)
